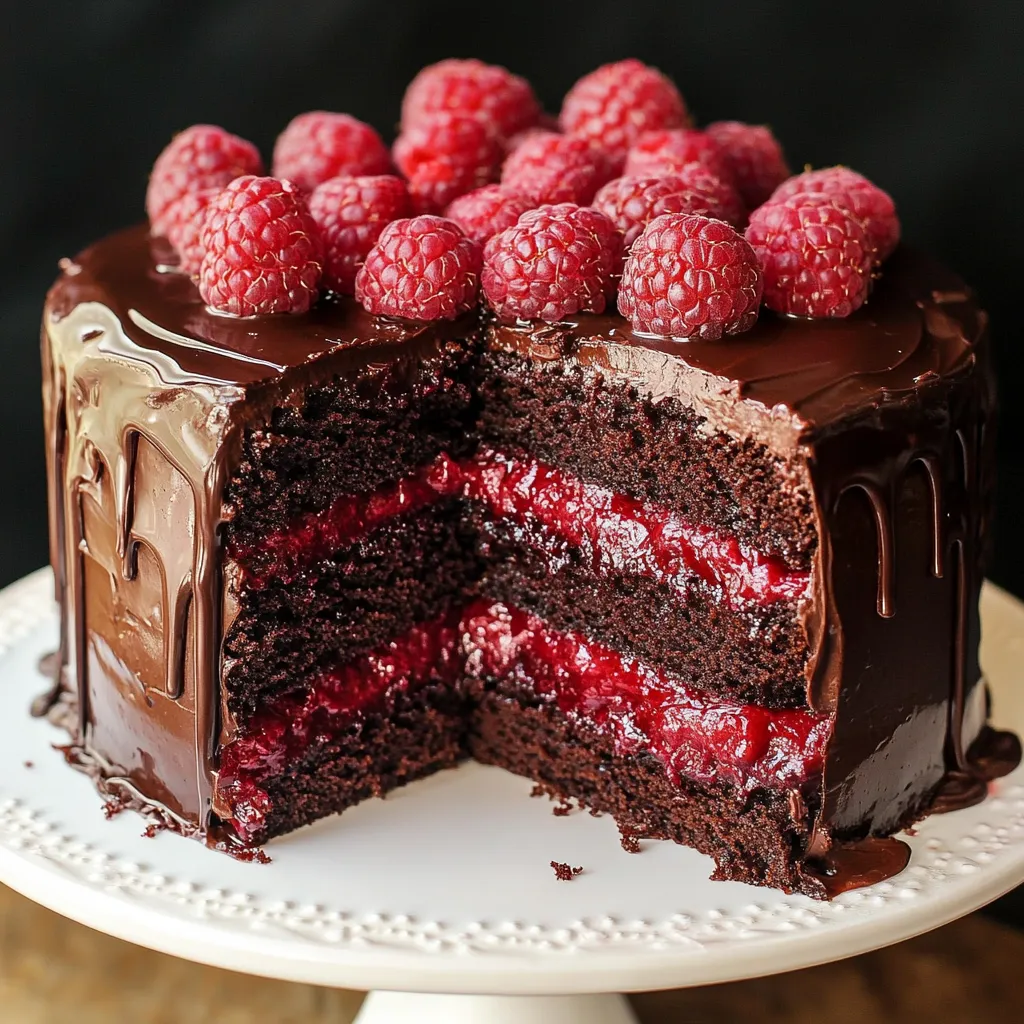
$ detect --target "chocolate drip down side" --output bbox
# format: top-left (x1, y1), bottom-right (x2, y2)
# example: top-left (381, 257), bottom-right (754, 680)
top-left (804, 289), bottom-right (1019, 875)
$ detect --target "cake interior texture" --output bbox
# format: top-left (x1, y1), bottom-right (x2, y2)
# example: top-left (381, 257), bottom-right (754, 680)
top-left (41, 227), bottom-right (1021, 899)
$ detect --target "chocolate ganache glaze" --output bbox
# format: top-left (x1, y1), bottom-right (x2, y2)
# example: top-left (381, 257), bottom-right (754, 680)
top-left (40, 224), bottom-right (1019, 890)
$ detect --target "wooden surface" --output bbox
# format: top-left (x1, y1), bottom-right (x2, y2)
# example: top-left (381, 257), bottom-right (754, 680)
top-left (1, 883), bottom-right (1021, 1022)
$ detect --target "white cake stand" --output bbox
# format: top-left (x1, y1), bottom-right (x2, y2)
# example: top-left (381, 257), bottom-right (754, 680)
top-left (1, 569), bottom-right (1023, 1023)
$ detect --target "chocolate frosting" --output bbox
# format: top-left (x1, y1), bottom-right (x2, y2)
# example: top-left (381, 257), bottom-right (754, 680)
top-left (39, 225), bottom-right (1020, 892)
top-left (487, 250), bottom-right (981, 451)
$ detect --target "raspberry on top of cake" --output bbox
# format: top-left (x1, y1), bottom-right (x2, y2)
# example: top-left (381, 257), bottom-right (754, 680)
top-left (39, 57), bottom-right (1019, 899)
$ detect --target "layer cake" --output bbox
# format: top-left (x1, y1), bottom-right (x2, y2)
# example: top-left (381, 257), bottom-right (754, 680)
top-left (38, 58), bottom-right (1021, 897)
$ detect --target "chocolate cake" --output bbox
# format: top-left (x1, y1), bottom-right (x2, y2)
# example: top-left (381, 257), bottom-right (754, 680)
top-left (38, 58), bottom-right (1021, 898)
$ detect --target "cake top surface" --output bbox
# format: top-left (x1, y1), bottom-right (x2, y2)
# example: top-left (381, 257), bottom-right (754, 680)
top-left (48, 225), bottom-right (472, 395)
top-left (49, 224), bottom-right (984, 449)
top-left (495, 247), bottom-right (982, 427)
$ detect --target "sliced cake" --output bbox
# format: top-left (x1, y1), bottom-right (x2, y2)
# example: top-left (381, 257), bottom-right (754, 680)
top-left (39, 58), bottom-right (1020, 898)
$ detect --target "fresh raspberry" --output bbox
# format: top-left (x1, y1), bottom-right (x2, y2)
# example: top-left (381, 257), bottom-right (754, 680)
top-left (505, 123), bottom-right (558, 156)
top-left (198, 176), bottom-right (323, 316)
top-left (444, 185), bottom-right (536, 243)
top-left (501, 132), bottom-right (612, 206)
top-left (618, 214), bottom-right (762, 339)
top-left (163, 188), bottom-right (217, 276)
top-left (146, 125), bottom-right (262, 236)
top-left (706, 121), bottom-right (790, 209)
top-left (308, 175), bottom-right (411, 294)
top-left (593, 173), bottom-right (744, 246)
top-left (745, 192), bottom-right (873, 318)
top-left (624, 128), bottom-right (732, 183)
top-left (401, 58), bottom-right (541, 140)
top-left (355, 216), bottom-right (481, 321)
top-left (272, 112), bottom-right (391, 191)
top-left (663, 164), bottom-right (746, 228)
top-left (393, 114), bottom-right (504, 214)
top-left (560, 59), bottom-right (689, 167)
top-left (481, 203), bottom-right (622, 322)
top-left (770, 166), bottom-right (900, 261)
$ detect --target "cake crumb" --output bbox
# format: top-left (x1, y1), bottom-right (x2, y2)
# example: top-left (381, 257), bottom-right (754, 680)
top-left (529, 783), bottom-right (575, 815)
top-left (102, 798), bottom-right (126, 820)
top-left (142, 823), bottom-right (161, 839)
top-left (618, 828), bottom-right (642, 854)
top-left (240, 848), bottom-right (273, 864)
top-left (551, 861), bottom-right (583, 881)
top-left (23, 761), bottom-right (33, 769)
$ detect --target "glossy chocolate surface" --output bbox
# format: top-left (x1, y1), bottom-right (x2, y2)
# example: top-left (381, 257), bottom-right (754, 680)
top-left (40, 223), bottom-right (1019, 894)
top-left (48, 225), bottom-right (475, 389)
top-left (488, 248), bottom-right (982, 450)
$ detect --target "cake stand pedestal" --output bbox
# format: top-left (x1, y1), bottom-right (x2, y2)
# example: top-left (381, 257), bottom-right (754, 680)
top-left (354, 992), bottom-right (635, 1023)
top-left (1, 570), bottom-right (1024, 1024)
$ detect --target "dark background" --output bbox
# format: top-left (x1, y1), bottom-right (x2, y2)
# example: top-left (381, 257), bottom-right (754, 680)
top-left (2, 1), bottom-right (1023, 922)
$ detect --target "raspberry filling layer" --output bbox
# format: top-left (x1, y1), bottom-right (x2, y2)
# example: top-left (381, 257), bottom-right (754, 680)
top-left (464, 602), bottom-right (830, 791)
top-left (218, 602), bottom-right (830, 840)
top-left (218, 612), bottom-right (465, 840)
top-left (232, 451), bottom-right (809, 607)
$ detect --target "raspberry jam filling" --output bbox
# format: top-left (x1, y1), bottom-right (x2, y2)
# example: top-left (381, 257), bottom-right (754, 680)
top-left (232, 451), bottom-right (809, 607)
top-left (219, 602), bottom-right (830, 840)
top-left (218, 612), bottom-right (464, 840)
top-left (462, 601), bottom-right (830, 791)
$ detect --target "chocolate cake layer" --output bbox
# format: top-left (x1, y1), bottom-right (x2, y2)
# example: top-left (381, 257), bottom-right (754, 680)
top-left (475, 513), bottom-right (808, 706)
top-left (255, 679), bottom-right (471, 841)
top-left (475, 346), bottom-right (816, 568)
top-left (226, 343), bottom-right (479, 552)
top-left (469, 679), bottom-right (822, 897)
top-left (239, 677), bottom-right (822, 892)
top-left (223, 500), bottom-right (481, 718)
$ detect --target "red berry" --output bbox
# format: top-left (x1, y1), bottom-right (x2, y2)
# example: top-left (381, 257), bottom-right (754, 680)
top-left (505, 123), bottom-right (558, 156)
top-left (272, 112), bottom-right (391, 191)
top-left (401, 58), bottom-right (541, 140)
top-left (745, 192), bottom-right (873, 318)
top-left (355, 216), bottom-right (481, 321)
top-left (560, 59), bottom-right (689, 167)
top-left (146, 125), bottom-right (262, 236)
top-left (444, 185), bottom-right (536, 243)
top-left (393, 114), bottom-right (504, 214)
top-left (770, 166), bottom-right (900, 261)
top-left (624, 128), bottom-right (732, 183)
top-left (308, 175), bottom-right (411, 294)
top-left (482, 203), bottom-right (622, 322)
top-left (198, 176), bottom-right (323, 316)
top-left (163, 188), bottom-right (217, 276)
top-left (666, 164), bottom-right (746, 228)
top-left (706, 121), bottom-right (790, 209)
top-left (618, 213), bottom-right (762, 339)
top-left (594, 173), bottom-right (744, 246)
top-left (501, 132), bottom-right (612, 206)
